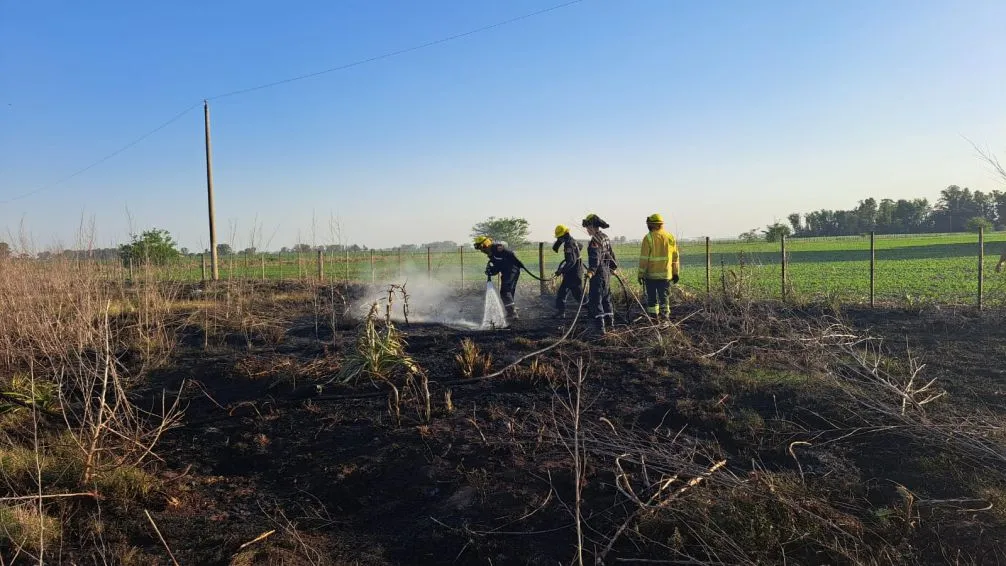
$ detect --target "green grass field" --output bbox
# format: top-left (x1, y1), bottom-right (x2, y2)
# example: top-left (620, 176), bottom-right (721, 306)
top-left (94, 231), bottom-right (1006, 307)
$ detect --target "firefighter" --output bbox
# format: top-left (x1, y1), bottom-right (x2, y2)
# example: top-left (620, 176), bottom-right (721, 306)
top-left (474, 235), bottom-right (524, 321)
top-left (551, 224), bottom-right (584, 319)
top-left (638, 213), bottom-right (680, 321)
top-left (582, 214), bottom-right (618, 335)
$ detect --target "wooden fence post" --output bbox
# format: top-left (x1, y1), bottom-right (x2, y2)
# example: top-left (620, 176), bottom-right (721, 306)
top-left (979, 227), bottom-right (985, 311)
top-left (200, 254), bottom-right (207, 282)
top-left (538, 242), bottom-right (546, 296)
top-left (317, 250), bottom-right (324, 281)
top-left (705, 236), bottom-right (711, 298)
top-left (870, 232), bottom-right (876, 308)
top-left (278, 252), bottom-right (283, 281)
top-left (427, 247), bottom-right (431, 280)
top-left (780, 234), bottom-right (787, 302)
top-left (261, 255), bottom-right (266, 280)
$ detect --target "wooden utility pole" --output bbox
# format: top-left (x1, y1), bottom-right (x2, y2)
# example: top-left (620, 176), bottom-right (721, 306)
top-left (204, 101), bottom-right (219, 280)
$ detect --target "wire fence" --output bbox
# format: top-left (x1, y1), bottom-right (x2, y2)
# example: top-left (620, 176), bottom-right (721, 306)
top-left (10, 229), bottom-right (1006, 309)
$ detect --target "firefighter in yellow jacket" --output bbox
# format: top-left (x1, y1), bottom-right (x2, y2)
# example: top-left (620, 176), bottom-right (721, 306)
top-left (638, 213), bottom-right (680, 320)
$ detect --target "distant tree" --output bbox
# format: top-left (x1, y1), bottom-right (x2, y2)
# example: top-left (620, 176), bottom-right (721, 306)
top-left (763, 222), bottom-right (792, 243)
top-left (739, 229), bottom-right (760, 242)
top-left (241, 247), bottom-right (257, 256)
top-left (470, 217), bottom-right (530, 247)
top-left (966, 216), bottom-right (993, 233)
top-left (293, 243), bottom-right (313, 253)
top-left (180, 247), bottom-right (190, 256)
top-left (0, 242), bottom-right (9, 259)
top-left (118, 229), bottom-right (180, 266)
top-left (216, 243), bottom-right (234, 256)
top-left (787, 214), bottom-right (802, 235)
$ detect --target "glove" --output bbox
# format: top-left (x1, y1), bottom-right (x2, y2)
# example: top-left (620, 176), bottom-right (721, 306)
top-left (638, 275), bottom-right (645, 285)
top-left (554, 269), bottom-right (562, 277)
top-left (485, 267), bottom-right (492, 276)
top-left (672, 273), bottom-right (680, 284)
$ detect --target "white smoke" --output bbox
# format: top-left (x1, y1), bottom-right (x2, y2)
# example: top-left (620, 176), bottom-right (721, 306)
top-left (347, 264), bottom-right (494, 330)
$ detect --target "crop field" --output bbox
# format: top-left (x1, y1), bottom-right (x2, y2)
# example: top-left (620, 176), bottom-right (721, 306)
top-left (4, 251), bottom-right (1006, 565)
top-left (78, 231), bottom-right (1006, 308)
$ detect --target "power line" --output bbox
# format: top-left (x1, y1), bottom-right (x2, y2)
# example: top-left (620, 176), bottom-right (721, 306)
top-left (2, 0), bottom-right (586, 204)
top-left (206, 0), bottom-right (585, 101)
top-left (1, 102), bottom-right (201, 204)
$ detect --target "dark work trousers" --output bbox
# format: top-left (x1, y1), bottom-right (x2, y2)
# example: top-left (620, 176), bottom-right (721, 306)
top-left (588, 272), bottom-right (613, 327)
top-left (555, 274), bottom-right (584, 313)
top-left (500, 269), bottom-right (520, 315)
top-left (644, 279), bottom-right (671, 316)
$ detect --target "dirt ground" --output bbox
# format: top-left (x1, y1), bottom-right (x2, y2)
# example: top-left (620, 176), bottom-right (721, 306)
top-left (44, 283), bottom-right (1006, 565)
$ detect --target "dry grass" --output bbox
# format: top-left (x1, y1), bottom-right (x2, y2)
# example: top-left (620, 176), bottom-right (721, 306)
top-left (0, 503), bottom-right (60, 554)
top-left (454, 338), bottom-right (493, 378)
top-left (0, 250), bottom-right (185, 559)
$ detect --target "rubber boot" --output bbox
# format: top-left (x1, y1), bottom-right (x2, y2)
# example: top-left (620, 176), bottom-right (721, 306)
top-left (506, 305), bottom-right (519, 322)
top-left (592, 317), bottom-right (607, 337)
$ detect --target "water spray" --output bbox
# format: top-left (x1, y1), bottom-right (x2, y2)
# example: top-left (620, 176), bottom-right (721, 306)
top-left (481, 274), bottom-right (508, 329)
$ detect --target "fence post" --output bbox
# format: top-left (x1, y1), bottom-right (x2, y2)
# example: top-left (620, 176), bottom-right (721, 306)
top-left (979, 227), bottom-right (985, 311)
top-left (317, 250), bottom-right (324, 281)
top-left (538, 242), bottom-right (546, 296)
top-left (705, 236), bottom-right (711, 298)
top-left (780, 234), bottom-right (787, 302)
top-left (200, 254), bottom-right (207, 282)
top-left (371, 250), bottom-right (376, 285)
top-left (278, 252), bottom-right (284, 281)
top-left (870, 231), bottom-right (876, 308)
top-left (261, 255), bottom-right (266, 280)
top-left (459, 246), bottom-right (464, 290)
top-left (298, 252), bottom-right (304, 280)
top-left (427, 247), bottom-right (431, 280)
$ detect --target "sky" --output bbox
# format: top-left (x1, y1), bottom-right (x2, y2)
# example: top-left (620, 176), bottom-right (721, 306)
top-left (2, 0), bottom-right (1005, 251)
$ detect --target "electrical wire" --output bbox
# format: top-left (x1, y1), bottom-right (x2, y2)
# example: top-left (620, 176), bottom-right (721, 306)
top-left (2, 0), bottom-right (587, 204)
top-left (0, 102), bottom-right (202, 204)
top-left (206, 0), bottom-right (585, 101)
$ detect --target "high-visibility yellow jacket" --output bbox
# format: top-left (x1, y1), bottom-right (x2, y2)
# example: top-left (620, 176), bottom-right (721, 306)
top-left (639, 229), bottom-right (680, 280)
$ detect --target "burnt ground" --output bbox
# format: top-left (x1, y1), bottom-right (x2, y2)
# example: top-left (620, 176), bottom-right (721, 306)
top-left (41, 284), bottom-right (1006, 565)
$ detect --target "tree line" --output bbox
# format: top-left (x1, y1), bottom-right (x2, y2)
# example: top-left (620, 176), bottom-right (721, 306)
top-left (781, 186), bottom-right (1004, 239)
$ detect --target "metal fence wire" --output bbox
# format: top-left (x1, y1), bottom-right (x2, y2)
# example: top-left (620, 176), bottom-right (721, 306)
top-left (15, 229), bottom-right (1006, 309)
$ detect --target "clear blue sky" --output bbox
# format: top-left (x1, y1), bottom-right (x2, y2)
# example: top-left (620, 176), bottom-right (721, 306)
top-left (2, 0), bottom-right (1005, 251)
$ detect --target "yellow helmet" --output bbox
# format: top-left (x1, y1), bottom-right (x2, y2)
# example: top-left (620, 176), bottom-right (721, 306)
top-left (646, 213), bottom-right (664, 224)
top-left (473, 235), bottom-right (492, 250)
top-left (554, 224), bottom-right (569, 239)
